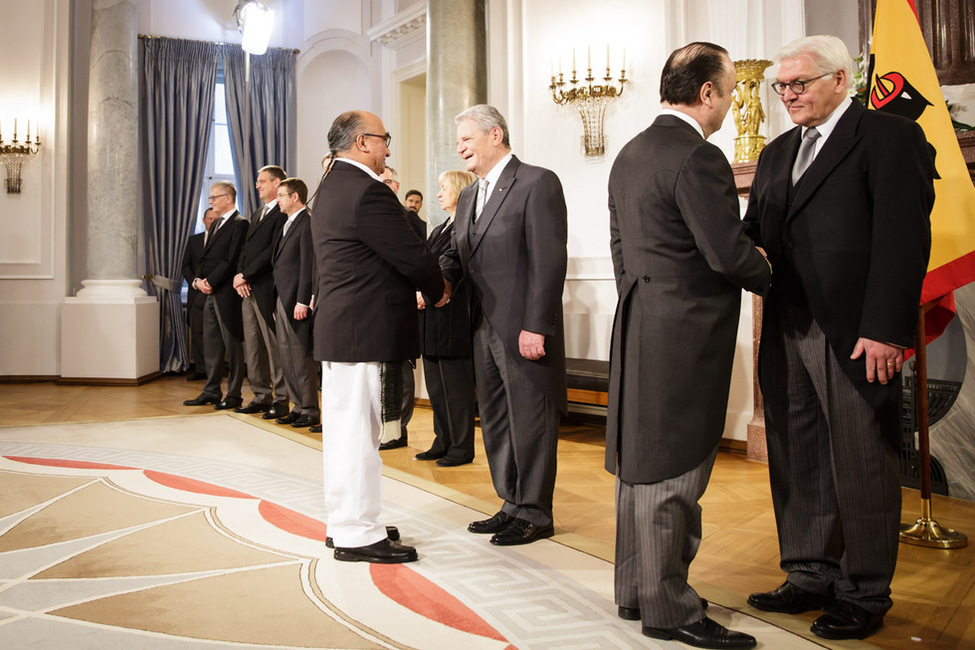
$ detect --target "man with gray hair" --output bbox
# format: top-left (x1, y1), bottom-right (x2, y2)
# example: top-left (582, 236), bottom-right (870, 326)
top-left (311, 110), bottom-right (449, 564)
top-left (744, 35), bottom-right (933, 640)
top-left (442, 104), bottom-right (568, 546)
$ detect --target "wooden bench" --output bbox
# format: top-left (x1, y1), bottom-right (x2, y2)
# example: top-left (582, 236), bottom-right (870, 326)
top-left (566, 357), bottom-right (609, 408)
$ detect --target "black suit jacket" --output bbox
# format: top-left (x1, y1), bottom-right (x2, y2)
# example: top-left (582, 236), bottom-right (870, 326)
top-left (238, 203), bottom-right (286, 328)
top-left (605, 115), bottom-right (771, 483)
top-left (180, 232), bottom-right (206, 323)
top-left (310, 160), bottom-right (444, 362)
top-left (744, 101), bottom-right (934, 410)
top-left (419, 219), bottom-right (471, 358)
top-left (271, 208), bottom-right (315, 345)
top-left (198, 211), bottom-right (249, 340)
top-left (441, 155), bottom-right (569, 412)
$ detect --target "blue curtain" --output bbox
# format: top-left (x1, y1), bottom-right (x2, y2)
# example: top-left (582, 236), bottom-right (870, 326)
top-left (222, 45), bottom-right (297, 217)
top-left (140, 37), bottom-right (219, 373)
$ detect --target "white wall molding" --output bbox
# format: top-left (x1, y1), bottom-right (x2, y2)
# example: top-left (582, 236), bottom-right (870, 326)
top-left (367, 3), bottom-right (425, 49)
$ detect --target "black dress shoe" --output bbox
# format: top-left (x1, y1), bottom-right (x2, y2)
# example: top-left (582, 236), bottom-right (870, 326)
top-left (262, 402), bottom-right (290, 420)
top-left (291, 414), bottom-right (320, 428)
top-left (183, 393), bottom-right (220, 406)
top-left (414, 450), bottom-right (445, 461)
top-left (326, 525), bottom-right (400, 549)
top-left (309, 424), bottom-right (322, 433)
top-left (276, 411), bottom-right (301, 425)
top-left (436, 456), bottom-right (472, 467)
top-left (333, 538), bottom-right (417, 564)
top-left (185, 372), bottom-right (206, 381)
top-left (490, 518), bottom-right (554, 546)
top-left (378, 437), bottom-right (407, 451)
top-left (748, 581), bottom-right (831, 614)
top-left (215, 398), bottom-right (242, 410)
top-left (643, 616), bottom-right (756, 649)
top-left (811, 600), bottom-right (884, 640)
top-left (468, 511), bottom-right (514, 534)
top-left (620, 599), bottom-right (707, 620)
top-left (234, 402), bottom-right (270, 414)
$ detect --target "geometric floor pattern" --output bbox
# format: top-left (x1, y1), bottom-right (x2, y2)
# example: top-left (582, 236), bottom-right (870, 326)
top-left (0, 416), bottom-right (820, 649)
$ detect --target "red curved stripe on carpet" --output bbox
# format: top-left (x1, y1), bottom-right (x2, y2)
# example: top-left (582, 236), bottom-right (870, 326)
top-left (143, 470), bottom-right (255, 499)
top-left (370, 563), bottom-right (508, 642)
top-left (3, 456), bottom-right (135, 471)
top-left (258, 500), bottom-right (327, 542)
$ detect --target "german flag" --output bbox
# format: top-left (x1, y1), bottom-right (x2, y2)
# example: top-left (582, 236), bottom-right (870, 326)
top-left (869, 0), bottom-right (975, 344)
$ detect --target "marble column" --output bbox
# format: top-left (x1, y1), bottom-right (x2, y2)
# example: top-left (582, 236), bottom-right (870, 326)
top-left (425, 0), bottom-right (486, 228)
top-left (61, 0), bottom-right (159, 382)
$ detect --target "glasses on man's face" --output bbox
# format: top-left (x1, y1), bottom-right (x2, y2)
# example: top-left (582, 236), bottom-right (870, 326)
top-left (361, 132), bottom-right (392, 147)
top-left (276, 192), bottom-right (294, 200)
top-left (208, 193), bottom-right (230, 202)
top-left (770, 72), bottom-right (835, 96)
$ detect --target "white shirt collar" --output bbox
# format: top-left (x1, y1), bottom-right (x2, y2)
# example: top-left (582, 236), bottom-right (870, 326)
top-left (218, 208), bottom-right (236, 221)
top-left (659, 108), bottom-right (705, 139)
top-left (481, 152), bottom-right (513, 194)
top-left (264, 199), bottom-right (278, 211)
top-left (801, 96), bottom-right (852, 150)
top-left (336, 156), bottom-right (382, 181)
top-left (286, 207), bottom-right (305, 223)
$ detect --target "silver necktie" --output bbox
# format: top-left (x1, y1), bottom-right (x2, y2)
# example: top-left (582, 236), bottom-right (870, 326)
top-left (474, 178), bottom-right (488, 220)
top-left (791, 126), bottom-right (821, 184)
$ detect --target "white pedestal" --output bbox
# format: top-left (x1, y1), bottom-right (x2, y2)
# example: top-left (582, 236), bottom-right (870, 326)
top-left (60, 280), bottom-right (160, 383)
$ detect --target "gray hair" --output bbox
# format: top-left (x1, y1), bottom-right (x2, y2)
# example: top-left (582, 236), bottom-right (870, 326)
top-left (774, 35), bottom-right (854, 93)
top-left (383, 165), bottom-right (399, 180)
top-left (212, 180), bottom-right (237, 200)
top-left (455, 104), bottom-right (510, 147)
top-left (327, 111), bottom-right (368, 153)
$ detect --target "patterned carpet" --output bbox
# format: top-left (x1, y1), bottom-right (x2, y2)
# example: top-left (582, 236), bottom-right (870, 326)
top-left (0, 414), bottom-right (821, 649)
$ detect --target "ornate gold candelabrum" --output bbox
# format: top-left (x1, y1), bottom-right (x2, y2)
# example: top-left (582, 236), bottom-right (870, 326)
top-left (732, 59), bottom-right (772, 163)
top-left (0, 119), bottom-right (41, 194)
top-left (550, 56), bottom-right (628, 159)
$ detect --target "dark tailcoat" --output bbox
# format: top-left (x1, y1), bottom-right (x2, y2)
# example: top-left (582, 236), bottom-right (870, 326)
top-left (271, 208), bottom-right (316, 346)
top-left (441, 155), bottom-right (568, 412)
top-left (198, 211), bottom-right (249, 339)
top-left (238, 203), bottom-right (286, 328)
top-left (310, 160), bottom-right (444, 362)
top-left (605, 115), bottom-right (771, 484)
top-left (743, 101), bottom-right (933, 414)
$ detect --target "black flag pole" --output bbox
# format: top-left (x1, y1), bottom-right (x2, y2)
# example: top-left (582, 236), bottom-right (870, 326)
top-left (899, 303), bottom-right (967, 548)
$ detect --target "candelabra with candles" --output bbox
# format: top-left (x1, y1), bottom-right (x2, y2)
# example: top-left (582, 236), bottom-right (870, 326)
top-left (0, 119), bottom-right (41, 194)
top-left (550, 47), bottom-right (628, 158)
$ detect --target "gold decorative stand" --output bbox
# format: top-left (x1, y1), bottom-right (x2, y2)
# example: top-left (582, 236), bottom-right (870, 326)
top-left (731, 59), bottom-right (772, 163)
top-left (900, 303), bottom-right (968, 549)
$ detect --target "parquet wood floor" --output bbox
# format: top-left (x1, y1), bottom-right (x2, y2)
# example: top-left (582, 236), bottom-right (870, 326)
top-left (1, 375), bottom-right (973, 648)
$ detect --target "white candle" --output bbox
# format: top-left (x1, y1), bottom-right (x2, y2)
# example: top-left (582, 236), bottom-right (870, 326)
top-left (588, 46), bottom-right (591, 69)
top-left (607, 44), bottom-right (610, 69)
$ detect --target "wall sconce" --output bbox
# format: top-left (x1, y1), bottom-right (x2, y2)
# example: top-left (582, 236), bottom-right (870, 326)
top-left (550, 46), bottom-right (628, 159)
top-left (234, 0), bottom-right (274, 55)
top-left (0, 119), bottom-right (41, 194)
